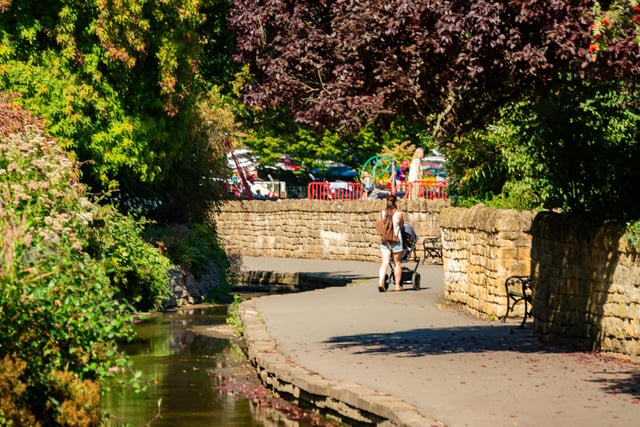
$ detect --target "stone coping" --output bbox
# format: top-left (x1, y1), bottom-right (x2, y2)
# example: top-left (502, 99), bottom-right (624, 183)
top-left (233, 270), bottom-right (351, 294)
top-left (239, 300), bottom-right (443, 427)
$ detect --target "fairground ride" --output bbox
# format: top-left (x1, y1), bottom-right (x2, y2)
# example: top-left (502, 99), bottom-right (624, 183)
top-left (224, 140), bottom-right (253, 200)
top-left (360, 155), bottom-right (399, 192)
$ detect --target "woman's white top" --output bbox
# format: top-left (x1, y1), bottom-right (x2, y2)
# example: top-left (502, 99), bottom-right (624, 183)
top-left (408, 157), bottom-right (422, 183)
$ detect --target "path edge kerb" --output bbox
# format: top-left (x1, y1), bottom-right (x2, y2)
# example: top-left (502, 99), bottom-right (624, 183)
top-left (239, 299), bottom-right (445, 427)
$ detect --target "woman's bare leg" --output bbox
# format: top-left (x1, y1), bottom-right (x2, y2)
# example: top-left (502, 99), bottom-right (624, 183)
top-left (393, 251), bottom-right (403, 291)
top-left (378, 249), bottom-right (391, 289)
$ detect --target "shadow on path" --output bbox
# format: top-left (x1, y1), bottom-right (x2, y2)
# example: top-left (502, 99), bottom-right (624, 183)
top-left (587, 367), bottom-right (640, 399)
top-left (324, 324), bottom-right (640, 399)
top-left (325, 324), bottom-right (580, 356)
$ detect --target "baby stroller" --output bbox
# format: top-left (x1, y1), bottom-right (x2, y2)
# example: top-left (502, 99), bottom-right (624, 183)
top-left (382, 225), bottom-right (421, 291)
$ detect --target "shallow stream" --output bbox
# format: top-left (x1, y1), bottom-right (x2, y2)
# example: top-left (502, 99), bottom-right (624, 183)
top-left (103, 305), bottom-right (332, 427)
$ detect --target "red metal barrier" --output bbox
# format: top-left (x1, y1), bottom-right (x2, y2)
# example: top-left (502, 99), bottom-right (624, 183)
top-left (392, 182), bottom-right (408, 195)
top-left (406, 181), bottom-right (448, 200)
top-left (307, 182), bottom-right (365, 200)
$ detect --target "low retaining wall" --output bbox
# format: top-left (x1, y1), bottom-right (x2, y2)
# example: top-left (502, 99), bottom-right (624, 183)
top-left (234, 270), bottom-right (351, 293)
top-left (211, 199), bottom-right (446, 262)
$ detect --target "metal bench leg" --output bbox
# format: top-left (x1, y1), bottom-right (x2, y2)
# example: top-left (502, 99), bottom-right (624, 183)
top-left (518, 294), bottom-right (533, 328)
top-left (502, 297), bottom-right (512, 322)
top-left (518, 299), bottom-right (528, 328)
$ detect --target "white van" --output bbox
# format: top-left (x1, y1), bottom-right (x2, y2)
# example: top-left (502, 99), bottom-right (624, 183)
top-left (227, 148), bottom-right (259, 170)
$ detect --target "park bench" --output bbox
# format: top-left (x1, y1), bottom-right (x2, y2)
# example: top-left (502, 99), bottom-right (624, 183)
top-left (502, 275), bottom-right (533, 328)
top-left (422, 237), bottom-right (442, 264)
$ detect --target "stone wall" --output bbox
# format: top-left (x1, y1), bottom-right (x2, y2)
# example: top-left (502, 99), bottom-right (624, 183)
top-left (211, 199), bottom-right (446, 262)
top-left (437, 206), bottom-right (640, 357)
top-left (166, 262), bottom-right (222, 307)
top-left (437, 204), bottom-right (536, 319)
top-left (531, 212), bottom-right (640, 355)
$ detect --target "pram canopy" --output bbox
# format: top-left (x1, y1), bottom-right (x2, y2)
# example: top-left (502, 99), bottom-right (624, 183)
top-left (400, 224), bottom-right (418, 262)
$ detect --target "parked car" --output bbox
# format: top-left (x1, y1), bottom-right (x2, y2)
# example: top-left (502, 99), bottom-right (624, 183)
top-left (310, 161), bottom-right (359, 181)
top-left (274, 154), bottom-right (300, 171)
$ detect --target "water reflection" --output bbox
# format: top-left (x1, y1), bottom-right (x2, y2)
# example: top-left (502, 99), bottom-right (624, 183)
top-left (103, 306), bottom-right (332, 427)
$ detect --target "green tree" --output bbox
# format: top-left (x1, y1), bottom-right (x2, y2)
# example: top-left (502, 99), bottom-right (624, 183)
top-left (512, 80), bottom-right (640, 218)
top-left (447, 77), bottom-right (640, 219)
top-left (0, 0), bottom-right (234, 221)
top-left (240, 104), bottom-right (434, 172)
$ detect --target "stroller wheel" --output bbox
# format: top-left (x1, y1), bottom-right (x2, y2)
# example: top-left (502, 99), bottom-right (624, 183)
top-left (412, 272), bottom-right (421, 290)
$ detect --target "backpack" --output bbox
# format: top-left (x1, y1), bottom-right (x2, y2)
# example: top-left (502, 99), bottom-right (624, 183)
top-left (376, 210), bottom-right (399, 244)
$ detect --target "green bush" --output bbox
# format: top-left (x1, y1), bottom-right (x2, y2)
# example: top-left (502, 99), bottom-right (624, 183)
top-left (226, 294), bottom-right (245, 336)
top-left (0, 98), bottom-right (165, 425)
top-left (626, 220), bottom-right (640, 252)
top-left (143, 222), bottom-right (236, 302)
top-left (143, 223), bottom-right (214, 278)
top-left (86, 205), bottom-right (173, 312)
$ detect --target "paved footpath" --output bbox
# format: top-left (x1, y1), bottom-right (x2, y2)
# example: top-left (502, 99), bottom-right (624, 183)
top-left (240, 256), bottom-right (640, 427)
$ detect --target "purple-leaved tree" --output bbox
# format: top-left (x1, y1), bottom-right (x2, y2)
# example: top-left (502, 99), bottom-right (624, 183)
top-left (229, 0), bottom-right (639, 138)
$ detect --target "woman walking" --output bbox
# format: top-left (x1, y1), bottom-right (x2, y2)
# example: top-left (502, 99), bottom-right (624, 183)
top-left (408, 147), bottom-right (424, 200)
top-left (377, 194), bottom-right (404, 291)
